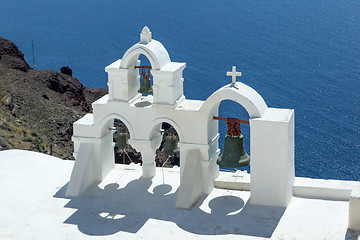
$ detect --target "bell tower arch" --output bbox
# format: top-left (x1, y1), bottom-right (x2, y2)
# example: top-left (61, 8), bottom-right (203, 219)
top-left (200, 73), bottom-right (294, 207)
top-left (106, 26), bottom-right (186, 106)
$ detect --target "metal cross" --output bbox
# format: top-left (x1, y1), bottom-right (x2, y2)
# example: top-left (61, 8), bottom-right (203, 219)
top-left (226, 66), bottom-right (242, 86)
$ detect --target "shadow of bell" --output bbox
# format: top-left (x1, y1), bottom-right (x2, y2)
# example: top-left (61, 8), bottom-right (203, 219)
top-left (153, 184), bottom-right (172, 195)
top-left (208, 195), bottom-right (245, 216)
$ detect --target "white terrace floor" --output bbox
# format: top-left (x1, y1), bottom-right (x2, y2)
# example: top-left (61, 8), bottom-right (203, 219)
top-left (0, 150), bottom-right (359, 240)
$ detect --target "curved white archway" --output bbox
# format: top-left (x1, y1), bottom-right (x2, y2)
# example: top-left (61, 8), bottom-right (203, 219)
top-left (120, 40), bottom-right (171, 70)
top-left (98, 113), bottom-right (135, 139)
top-left (145, 117), bottom-right (184, 142)
top-left (200, 82), bottom-right (268, 119)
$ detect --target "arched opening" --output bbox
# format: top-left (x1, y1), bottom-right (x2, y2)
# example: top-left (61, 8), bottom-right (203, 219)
top-left (136, 54), bottom-right (154, 97)
top-left (120, 40), bottom-right (170, 70)
top-left (202, 85), bottom-right (268, 177)
top-left (215, 100), bottom-right (251, 173)
top-left (146, 118), bottom-right (182, 170)
top-left (112, 118), bottom-right (142, 165)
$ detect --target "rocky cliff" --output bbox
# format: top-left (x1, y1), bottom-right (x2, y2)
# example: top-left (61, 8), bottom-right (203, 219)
top-left (0, 37), bottom-right (106, 159)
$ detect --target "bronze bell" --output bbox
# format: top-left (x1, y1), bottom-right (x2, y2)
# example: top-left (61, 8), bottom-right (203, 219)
top-left (217, 134), bottom-right (250, 168)
top-left (116, 132), bottom-right (129, 149)
top-left (138, 73), bottom-right (153, 94)
top-left (162, 135), bottom-right (180, 157)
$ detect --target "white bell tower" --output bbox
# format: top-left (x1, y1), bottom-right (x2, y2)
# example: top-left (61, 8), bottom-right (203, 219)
top-left (106, 26), bottom-right (186, 107)
top-left (67, 27), bottom-right (295, 210)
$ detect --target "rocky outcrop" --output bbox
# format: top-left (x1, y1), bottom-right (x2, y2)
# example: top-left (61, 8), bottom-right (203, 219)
top-left (33, 70), bottom-right (91, 112)
top-left (60, 66), bottom-right (72, 76)
top-left (0, 36), bottom-right (106, 159)
top-left (0, 37), bottom-right (30, 72)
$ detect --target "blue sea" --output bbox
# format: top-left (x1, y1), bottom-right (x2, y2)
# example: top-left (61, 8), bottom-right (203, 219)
top-left (1, 0), bottom-right (359, 180)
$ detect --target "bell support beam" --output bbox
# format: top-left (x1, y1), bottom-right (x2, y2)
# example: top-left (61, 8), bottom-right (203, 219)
top-left (213, 116), bottom-right (249, 125)
top-left (213, 116), bottom-right (249, 136)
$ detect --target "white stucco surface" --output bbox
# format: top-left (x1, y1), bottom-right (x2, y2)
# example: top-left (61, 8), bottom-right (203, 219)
top-left (1, 150), bottom-right (359, 240)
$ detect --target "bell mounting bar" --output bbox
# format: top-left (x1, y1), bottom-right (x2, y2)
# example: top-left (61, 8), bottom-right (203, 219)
top-left (213, 116), bottom-right (249, 136)
top-left (134, 65), bottom-right (152, 69)
top-left (134, 65), bottom-right (152, 78)
top-left (213, 116), bottom-right (249, 124)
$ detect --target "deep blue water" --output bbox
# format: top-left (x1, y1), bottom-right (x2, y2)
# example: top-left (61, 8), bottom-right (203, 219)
top-left (1, 0), bottom-right (359, 180)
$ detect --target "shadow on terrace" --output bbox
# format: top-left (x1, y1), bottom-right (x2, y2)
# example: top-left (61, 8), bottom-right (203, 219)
top-left (54, 177), bottom-right (285, 238)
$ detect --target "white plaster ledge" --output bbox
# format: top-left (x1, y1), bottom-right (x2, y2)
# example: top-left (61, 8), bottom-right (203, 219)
top-left (215, 175), bottom-right (360, 201)
top-left (72, 130), bottom-right (113, 143)
top-left (215, 170), bottom-right (250, 191)
top-left (293, 177), bottom-right (360, 200)
top-left (105, 59), bottom-right (121, 71)
top-left (176, 99), bottom-right (204, 111)
top-left (74, 113), bottom-right (94, 126)
top-left (92, 94), bottom-right (109, 105)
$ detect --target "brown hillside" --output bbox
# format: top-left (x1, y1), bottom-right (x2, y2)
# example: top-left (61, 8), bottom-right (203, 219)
top-left (0, 37), bottom-right (106, 159)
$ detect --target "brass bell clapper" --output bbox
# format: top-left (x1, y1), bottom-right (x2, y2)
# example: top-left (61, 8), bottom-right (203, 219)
top-left (135, 65), bottom-right (153, 94)
top-left (213, 116), bottom-right (250, 169)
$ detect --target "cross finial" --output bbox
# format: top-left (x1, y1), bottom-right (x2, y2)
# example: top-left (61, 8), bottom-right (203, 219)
top-left (140, 26), bottom-right (152, 44)
top-left (226, 66), bottom-right (242, 86)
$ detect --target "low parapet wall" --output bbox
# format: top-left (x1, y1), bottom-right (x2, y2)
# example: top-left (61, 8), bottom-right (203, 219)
top-left (215, 172), bottom-right (360, 201)
top-left (293, 177), bottom-right (360, 201)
